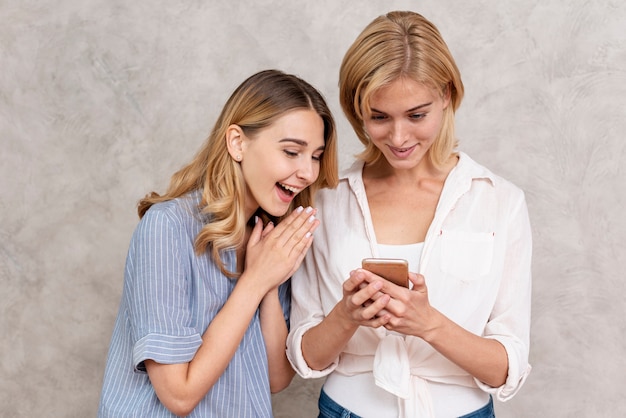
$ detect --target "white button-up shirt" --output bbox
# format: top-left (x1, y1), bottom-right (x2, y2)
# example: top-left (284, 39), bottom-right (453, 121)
top-left (287, 152), bottom-right (532, 417)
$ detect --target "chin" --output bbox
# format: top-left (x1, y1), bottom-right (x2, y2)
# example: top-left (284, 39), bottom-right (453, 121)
top-left (263, 205), bottom-right (290, 218)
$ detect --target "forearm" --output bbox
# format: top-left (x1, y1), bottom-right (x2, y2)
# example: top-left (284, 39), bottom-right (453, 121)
top-left (423, 310), bottom-right (509, 388)
top-left (146, 276), bottom-right (268, 416)
top-left (259, 288), bottom-right (294, 393)
top-left (301, 304), bottom-right (359, 370)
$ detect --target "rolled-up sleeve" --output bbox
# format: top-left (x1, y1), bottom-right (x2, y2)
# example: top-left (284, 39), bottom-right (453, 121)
top-left (133, 333), bottom-right (203, 372)
top-left (475, 191), bottom-right (533, 400)
top-left (125, 207), bottom-right (203, 372)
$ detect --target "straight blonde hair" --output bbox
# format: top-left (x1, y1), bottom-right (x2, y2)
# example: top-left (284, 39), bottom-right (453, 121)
top-left (138, 70), bottom-right (338, 276)
top-left (339, 11), bottom-right (464, 168)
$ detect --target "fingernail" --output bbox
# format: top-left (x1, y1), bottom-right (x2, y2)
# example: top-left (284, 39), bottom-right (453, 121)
top-left (255, 216), bottom-right (259, 224)
top-left (373, 281), bottom-right (383, 290)
top-left (305, 232), bottom-right (312, 238)
top-left (305, 206), bottom-right (313, 214)
top-left (308, 215), bottom-right (315, 223)
top-left (296, 206), bottom-right (304, 213)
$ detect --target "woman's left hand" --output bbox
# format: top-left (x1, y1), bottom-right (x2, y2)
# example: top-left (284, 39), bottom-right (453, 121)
top-left (363, 271), bottom-right (442, 339)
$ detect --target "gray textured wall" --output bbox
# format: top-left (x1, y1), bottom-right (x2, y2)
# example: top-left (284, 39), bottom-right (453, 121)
top-left (1, 1), bottom-right (625, 417)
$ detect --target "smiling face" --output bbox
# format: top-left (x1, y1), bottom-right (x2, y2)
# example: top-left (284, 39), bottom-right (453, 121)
top-left (363, 77), bottom-right (450, 171)
top-left (228, 108), bottom-right (325, 219)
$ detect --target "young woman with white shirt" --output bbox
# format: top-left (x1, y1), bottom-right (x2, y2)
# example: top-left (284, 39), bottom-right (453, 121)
top-left (286, 11), bottom-right (532, 418)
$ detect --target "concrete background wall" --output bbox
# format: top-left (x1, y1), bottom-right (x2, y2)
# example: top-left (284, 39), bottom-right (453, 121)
top-left (1, 1), bottom-right (625, 416)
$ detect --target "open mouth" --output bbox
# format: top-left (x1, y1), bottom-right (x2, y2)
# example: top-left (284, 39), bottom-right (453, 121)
top-left (277, 182), bottom-right (299, 197)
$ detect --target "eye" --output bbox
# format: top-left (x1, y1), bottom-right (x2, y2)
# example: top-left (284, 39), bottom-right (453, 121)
top-left (370, 114), bottom-right (387, 121)
top-left (410, 113), bottom-right (426, 120)
top-left (284, 150), bottom-right (298, 158)
top-left (312, 152), bottom-right (323, 162)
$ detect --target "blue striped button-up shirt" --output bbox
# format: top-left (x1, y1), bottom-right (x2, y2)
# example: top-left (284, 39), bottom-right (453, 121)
top-left (98, 190), bottom-right (290, 417)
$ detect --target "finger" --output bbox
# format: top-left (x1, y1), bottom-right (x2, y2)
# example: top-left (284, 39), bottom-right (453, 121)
top-left (286, 233), bottom-right (315, 277)
top-left (261, 220), bottom-right (275, 238)
top-left (275, 207), bottom-right (317, 248)
top-left (262, 206), bottom-right (303, 239)
top-left (363, 270), bottom-right (405, 299)
top-left (289, 208), bottom-right (318, 246)
top-left (343, 270), bottom-right (369, 293)
top-left (351, 280), bottom-right (385, 307)
top-left (363, 313), bottom-right (391, 329)
top-left (357, 268), bottom-right (387, 285)
top-left (408, 273), bottom-right (427, 293)
top-left (360, 293), bottom-right (390, 320)
top-left (285, 217), bottom-right (319, 259)
top-left (275, 206), bottom-right (309, 233)
top-left (376, 308), bottom-right (391, 317)
top-left (247, 216), bottom-right (264, 247)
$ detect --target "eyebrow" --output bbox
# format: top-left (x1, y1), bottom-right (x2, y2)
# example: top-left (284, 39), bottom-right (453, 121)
top-left (370, 102), bottom-right (433, 113)
top-left (279, 138), bottom-right (325, 150)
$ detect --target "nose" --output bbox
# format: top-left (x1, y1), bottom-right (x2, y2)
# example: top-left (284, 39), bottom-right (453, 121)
top-left (390, 121), bottom-right (408, 146)
top-left (296, 158), bottom-right (318, 184)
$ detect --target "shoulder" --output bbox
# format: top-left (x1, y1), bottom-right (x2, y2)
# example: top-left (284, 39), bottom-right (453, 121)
top-left (135, 190), bottom-right (204, 238)
top-left (143, 190), bottom-right (202, 222)
top-left (458, 152), bottom-right (526, 200)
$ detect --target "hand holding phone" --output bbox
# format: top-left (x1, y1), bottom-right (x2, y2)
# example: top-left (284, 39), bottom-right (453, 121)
top-left (361, 258), bottom-right (409, 288)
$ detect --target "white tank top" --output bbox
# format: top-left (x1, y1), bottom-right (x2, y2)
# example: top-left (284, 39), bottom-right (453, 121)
top-left (378, 242), bottom-right (424, 275)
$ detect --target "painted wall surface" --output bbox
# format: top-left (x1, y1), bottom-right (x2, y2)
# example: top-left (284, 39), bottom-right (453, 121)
top-left (1, 1), bottom-right (625, 416)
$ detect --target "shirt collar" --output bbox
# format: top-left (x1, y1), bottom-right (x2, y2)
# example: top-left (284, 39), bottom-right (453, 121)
top-left (339, 152), bottom-right (497, 187)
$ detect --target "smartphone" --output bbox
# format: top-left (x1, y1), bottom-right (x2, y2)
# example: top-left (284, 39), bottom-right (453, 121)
top-left (361, 258), bottom-right (409, 288)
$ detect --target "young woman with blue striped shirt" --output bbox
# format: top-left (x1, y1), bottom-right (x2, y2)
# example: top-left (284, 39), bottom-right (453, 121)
top-left (98, 69), bottom-right (338, 417)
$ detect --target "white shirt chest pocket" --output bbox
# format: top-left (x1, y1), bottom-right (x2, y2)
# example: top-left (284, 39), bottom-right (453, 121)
top-left (439, 230), bottom-right (495, 280)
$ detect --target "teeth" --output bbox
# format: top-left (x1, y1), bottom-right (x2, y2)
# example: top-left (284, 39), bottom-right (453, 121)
top-left (279, 183), bottom-right (299, 193)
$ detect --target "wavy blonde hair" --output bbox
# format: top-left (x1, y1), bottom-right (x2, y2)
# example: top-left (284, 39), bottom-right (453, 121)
top-left (138, 69), bottom-right (338, 276)
top-left (339, 11), bottom-right (464, 168)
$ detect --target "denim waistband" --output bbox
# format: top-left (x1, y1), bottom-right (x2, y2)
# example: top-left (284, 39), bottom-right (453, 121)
top-left (318, 388), bottom-right (494, 418)
top-left (458, 395), bottom-right (494, 418)
top-left (318, 388), bottom-right (362, 418)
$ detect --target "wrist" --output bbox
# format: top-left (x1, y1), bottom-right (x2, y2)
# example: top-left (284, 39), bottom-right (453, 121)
top-left (420, 307), bottom-right (446, 343)
top-left (330, 303), bottom-right (360, 334)
top-left (236, 272), bottom-right (272, 302)
top-left (260, 287), bottom-right (280, 305)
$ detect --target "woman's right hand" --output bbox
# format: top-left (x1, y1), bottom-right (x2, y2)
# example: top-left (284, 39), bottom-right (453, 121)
top-left (242, 206), bottom-right (319, 292)
top-left (300, 269), bottom-right (392, 370)
top-left (337, 269), bottom-right (391, 328)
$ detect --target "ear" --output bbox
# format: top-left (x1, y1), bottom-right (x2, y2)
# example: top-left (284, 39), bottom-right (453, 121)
top-left (225, 124), bottom-right (245, 162)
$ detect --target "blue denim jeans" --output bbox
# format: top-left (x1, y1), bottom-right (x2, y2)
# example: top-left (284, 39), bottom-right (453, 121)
top-left (318, 388), bottom-right (495, 418)
top-left (459, 396), bottom-right (495, 418)
top-left (318, 389), bottom-right (362, 418)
